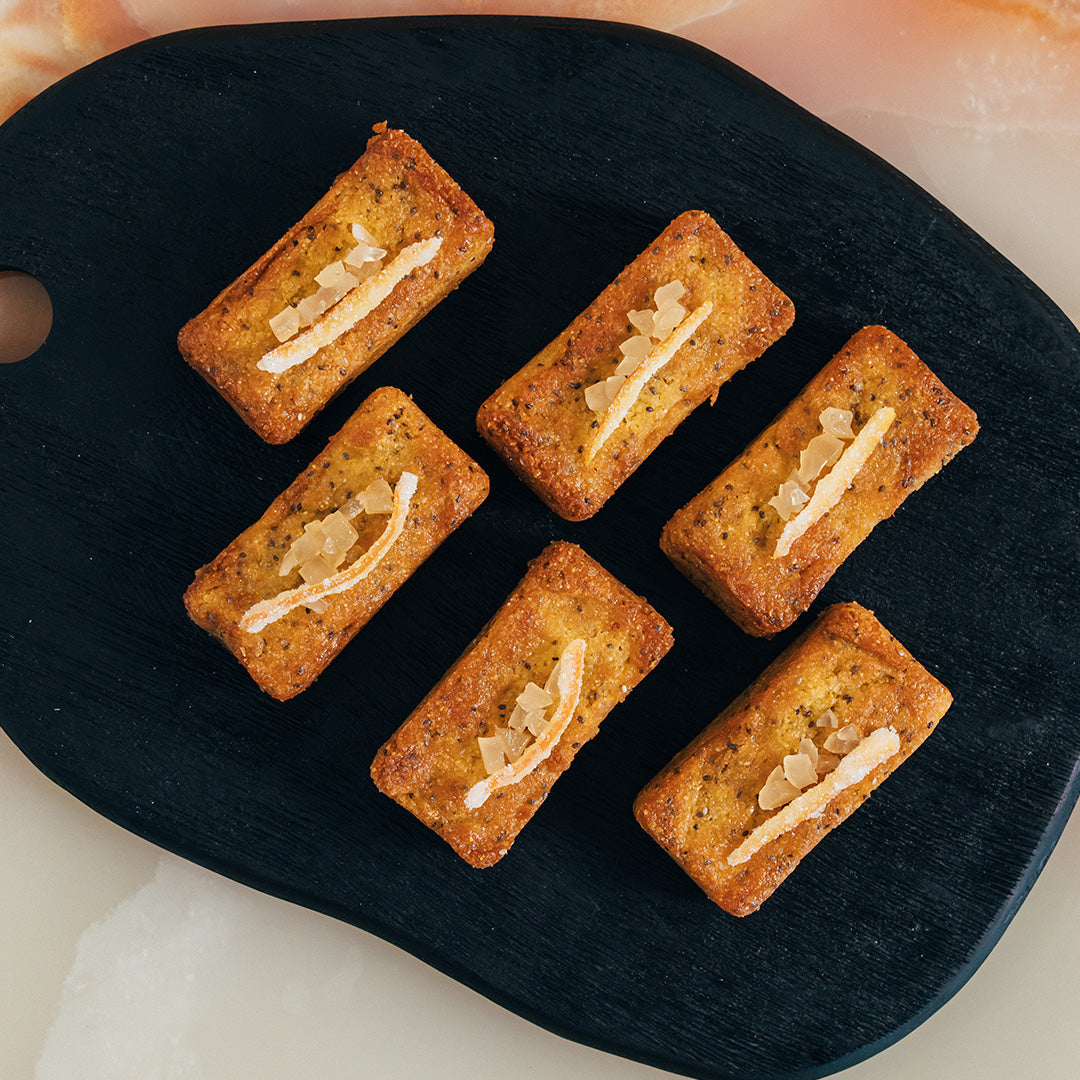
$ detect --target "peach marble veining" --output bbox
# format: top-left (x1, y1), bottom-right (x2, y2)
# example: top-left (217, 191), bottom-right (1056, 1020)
top-left (680, 0), bottom-right (1080, 132)
top-left (0, 1), bottom-right (1076, 132)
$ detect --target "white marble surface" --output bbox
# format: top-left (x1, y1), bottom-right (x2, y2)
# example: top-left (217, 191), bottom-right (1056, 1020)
top-left (4, 742), bottom-right (1080, 1080)
top-left (3, 7), bottom-right (1079, 1079)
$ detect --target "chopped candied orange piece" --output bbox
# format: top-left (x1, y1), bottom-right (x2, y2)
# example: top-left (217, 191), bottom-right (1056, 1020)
top-left (464, 638), bottom-right (587, 810)
top-left (773, 407), bottom-right (896, 558)
top-left (240, 472), bottom-right (417, 634)
top-left (258, 237), bottom-right (442, 373)
top-left (728, 726), bottom-right (900, 865)
top-left (586, 301), bottom-right (713, 461)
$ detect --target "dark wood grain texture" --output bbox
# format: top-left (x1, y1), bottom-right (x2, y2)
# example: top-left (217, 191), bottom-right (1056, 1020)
top-left (1, 17), bottom-right (1078, 1080)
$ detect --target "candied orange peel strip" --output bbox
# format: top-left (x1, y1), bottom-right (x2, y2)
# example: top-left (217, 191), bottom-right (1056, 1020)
top-left (773, 406), bottom-right (896, 559)
top-left (584, 300), bottom-right (713, 462)
top-left (257, 237), bottom-right (443, 373)
top-left (726, 726), bottom-right (900, 866)
top-left (464, 638), bottom-right (588, 810)
top-left (240, 472), bottom-right (418, 634)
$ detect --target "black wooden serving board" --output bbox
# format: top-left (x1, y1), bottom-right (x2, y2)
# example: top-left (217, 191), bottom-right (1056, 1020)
top-left (2, 17), bottom-right (1078, 1080)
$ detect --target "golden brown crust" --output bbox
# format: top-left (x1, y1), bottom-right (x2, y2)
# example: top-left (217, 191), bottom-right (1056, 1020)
top-left (633, 602), bottom-right (952, 915)
top-left (178, 126), bottom-right (494, 443)
top-left (661, 326), bottom-right (979, 636)
top-left (183, 387), bottom-right (489, 699)
top-left (371, 541), bottom-right (674, 868)
top-left (476, 210), bottom-right (794, 520)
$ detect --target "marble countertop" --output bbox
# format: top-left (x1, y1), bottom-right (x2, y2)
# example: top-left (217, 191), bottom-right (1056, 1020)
top-left (2, 3), bottom-right (1078, 1078)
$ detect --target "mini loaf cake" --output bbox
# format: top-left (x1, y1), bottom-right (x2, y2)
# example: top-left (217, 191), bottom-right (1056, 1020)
top-left (371, 541), bottom-right (674, 867)
top-left (184, 387), bottom-right (489, 700)
top-left (633, 602), bottom-right (952, 916)
top-left (476, 210), bottom-right (794, 520)
top-left (178, 123), bottom-right (495, 443)
top-left (660, 326), bottom-right (979, 636)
